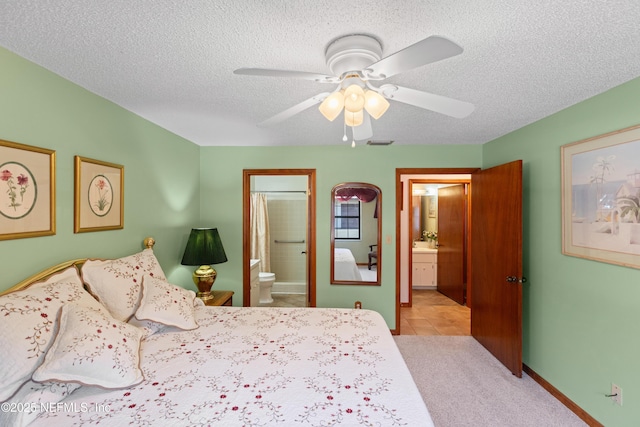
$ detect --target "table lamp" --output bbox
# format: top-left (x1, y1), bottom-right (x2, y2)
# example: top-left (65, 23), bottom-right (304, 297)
top-left (181, 228), bottom-right (228, 301)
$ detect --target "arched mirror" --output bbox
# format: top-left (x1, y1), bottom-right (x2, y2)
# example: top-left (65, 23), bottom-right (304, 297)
top-left (331, 182), bottom-right (381, 285)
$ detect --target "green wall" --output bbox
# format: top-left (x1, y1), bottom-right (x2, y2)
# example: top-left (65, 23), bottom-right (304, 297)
top-left (0, 46), bottom-right (201, 291)
top-left (482, 76), bottom-right (640, 426)
top-left (199, 144), bottom-right (482, 326)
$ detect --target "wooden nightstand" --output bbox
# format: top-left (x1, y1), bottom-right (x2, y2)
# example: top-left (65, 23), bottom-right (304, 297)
top-left (203, 290), bottom-right (234, 306)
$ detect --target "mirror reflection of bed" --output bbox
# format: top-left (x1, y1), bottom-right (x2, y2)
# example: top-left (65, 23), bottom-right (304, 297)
top-left (333, 247), bottom-right (361, 281)
top-left (331, 182), bottom-right (381, 285)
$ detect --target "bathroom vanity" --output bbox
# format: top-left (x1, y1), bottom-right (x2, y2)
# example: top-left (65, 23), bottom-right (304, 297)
top-left (412, 247), bottom-right (437, 288)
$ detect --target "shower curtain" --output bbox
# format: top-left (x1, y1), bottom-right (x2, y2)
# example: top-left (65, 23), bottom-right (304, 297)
top-left (250, 193), bottom-right (271, 272)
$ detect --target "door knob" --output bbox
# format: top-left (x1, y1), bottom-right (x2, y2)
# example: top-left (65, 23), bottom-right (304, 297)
top-left (506, 276), bottom-right (527, 283)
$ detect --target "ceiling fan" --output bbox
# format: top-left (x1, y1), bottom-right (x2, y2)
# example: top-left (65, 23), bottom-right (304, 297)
top-left (234, 34), bottom-right (474, 145)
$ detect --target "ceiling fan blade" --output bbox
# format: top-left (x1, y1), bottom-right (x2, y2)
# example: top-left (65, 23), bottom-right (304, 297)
top-left (365, 36), bottom-right (463, 79)
top-left (234, 68), bottom-right (338, 83)
top-left (258, 93), bottom-right (330, 127)
top-left (380, 84), bottom-right (474, 118)
top-left (352, 111), bottom-right (373, 141)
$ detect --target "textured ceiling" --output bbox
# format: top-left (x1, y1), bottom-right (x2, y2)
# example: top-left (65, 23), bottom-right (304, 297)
top-left (1, 1), bottom-right (640, 147)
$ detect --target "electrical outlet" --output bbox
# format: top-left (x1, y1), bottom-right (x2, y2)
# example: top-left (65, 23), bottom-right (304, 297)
top-left (611, 383), bottom-right (623, 406)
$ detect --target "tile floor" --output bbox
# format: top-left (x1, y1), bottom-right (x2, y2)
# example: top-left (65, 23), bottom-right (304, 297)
top-left (259, 289), bottom-right (470, 336)
top-left (259, 293), bottom-right (307, 307)
top-left (400, 289), bottom-right (470, 336)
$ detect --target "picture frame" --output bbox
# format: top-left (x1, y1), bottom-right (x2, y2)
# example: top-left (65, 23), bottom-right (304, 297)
top-left (74, 156), bottom-right (124, 233)
top-left (0, 139), bottom-right (56, 240)
top-left (561, 124), bottom-right (640, 269)
top-left (427, 195), bottom-right (436, 218)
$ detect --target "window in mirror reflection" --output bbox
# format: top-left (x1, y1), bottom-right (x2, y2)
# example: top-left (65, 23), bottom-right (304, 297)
top-left (331, 183), bottom-right (381, 286)
top-left (334, 199), bottom-right (361, 239)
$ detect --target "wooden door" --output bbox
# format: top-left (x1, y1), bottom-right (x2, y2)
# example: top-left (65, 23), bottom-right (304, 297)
top-left (471, 161), bottom-right (523, 377)
top-left (437, 185), bottom-right (466, 305)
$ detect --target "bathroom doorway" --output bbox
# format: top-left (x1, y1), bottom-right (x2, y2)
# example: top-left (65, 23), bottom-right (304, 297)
top-left (242, 169), bottom-right (316, 308)
top-left (397, 163), bottom-right (525, 376)
top-left (409, 179), bottom-right (469, 305)
top-left (396, 169), bottom-right (475, 335)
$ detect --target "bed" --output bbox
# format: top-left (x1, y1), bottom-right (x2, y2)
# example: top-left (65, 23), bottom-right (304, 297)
top-left (333, 248), bottom-right (363, 282)
top-left (0, 238), bottom-right (433, 426)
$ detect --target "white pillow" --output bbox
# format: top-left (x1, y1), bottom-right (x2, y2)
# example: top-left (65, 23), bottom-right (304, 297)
top-left (134, 275), bottom-right (198, 330)
top-left (128, 317), bottom-right (167, 339)
top-left (32, 303), bottom-right (144, 389)
top-left (0, 267), bottom-right (104, 402)
top-left (82, 249), bottom-right (166, 322)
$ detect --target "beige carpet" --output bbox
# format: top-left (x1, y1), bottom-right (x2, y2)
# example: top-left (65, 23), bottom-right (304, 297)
top-left (394, 336), bottom-right (588, 427)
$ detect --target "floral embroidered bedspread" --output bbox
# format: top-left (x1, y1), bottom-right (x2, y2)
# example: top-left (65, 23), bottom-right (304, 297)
top-left (24, 307), bottom-right (433, 426)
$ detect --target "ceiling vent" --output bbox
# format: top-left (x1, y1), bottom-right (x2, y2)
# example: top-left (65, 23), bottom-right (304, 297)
top-left (366, 140), bottom-right (394, 146)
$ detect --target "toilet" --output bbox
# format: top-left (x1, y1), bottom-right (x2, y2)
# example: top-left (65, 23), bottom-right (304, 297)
top-left (258, 272), bottom-right (275, 304)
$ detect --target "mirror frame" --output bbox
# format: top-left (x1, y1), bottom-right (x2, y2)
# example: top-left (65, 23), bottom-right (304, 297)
top-left (330, 182), bottom-right (382, 286)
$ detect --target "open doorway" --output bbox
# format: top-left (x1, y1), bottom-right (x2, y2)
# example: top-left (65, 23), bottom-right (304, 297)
top-left (395, 168), bottom-right (475, 335)
top-left (242, 169), bottom-right (316, 308)
top-left (396, 164), bottom-right (524, 376)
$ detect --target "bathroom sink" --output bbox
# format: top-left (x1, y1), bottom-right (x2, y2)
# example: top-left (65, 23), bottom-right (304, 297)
top-left (413, 241), bottom-right (437, 253)
top-left (412, 247), bottom-right (437, 253)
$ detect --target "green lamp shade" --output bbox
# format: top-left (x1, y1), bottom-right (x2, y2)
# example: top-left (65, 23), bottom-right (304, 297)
top-left (181, 228), bottom-right (228, 266)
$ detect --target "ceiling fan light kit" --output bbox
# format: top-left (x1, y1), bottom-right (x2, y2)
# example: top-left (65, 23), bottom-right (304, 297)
top-left (319, 80), bottom-right (390, 124)
top-left (235, 33), bottom-right (474, 145)
top-left (318, 91), bottom-right (344, 121)
top-left (364, 90), bottom-right (389, 119)
top-left (345, 109), bottom-right (364, 127)
top-left (343, 84), bottom-right (365, 112)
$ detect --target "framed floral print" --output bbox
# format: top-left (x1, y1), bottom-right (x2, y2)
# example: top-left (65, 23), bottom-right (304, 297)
top-left (0, 139), bottom-right (56, 241)
top-left (561, 124), bottom-right (640, 269)
top-left (74, 156), bottom-right (124, 233)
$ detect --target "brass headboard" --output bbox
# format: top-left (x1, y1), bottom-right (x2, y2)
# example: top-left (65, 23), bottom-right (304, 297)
top-left (0, 237), bottom-right (156, 297)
